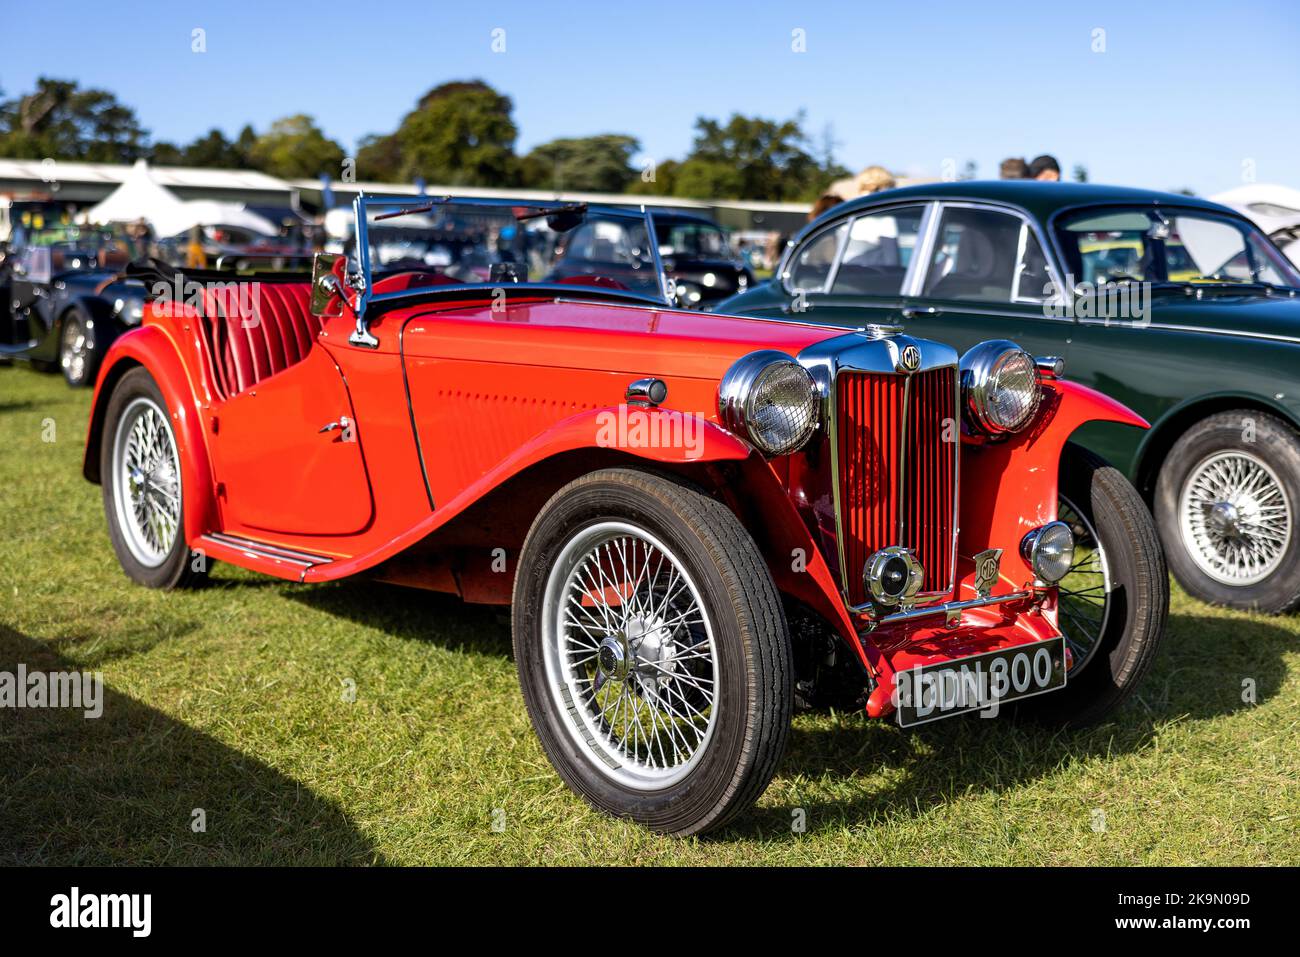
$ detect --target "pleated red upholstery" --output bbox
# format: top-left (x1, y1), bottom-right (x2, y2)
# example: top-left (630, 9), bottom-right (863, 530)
top-left (200, 282), bottom-right (320, 398)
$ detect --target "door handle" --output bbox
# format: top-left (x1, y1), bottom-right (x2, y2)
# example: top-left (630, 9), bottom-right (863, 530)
top-left (900, 306), bottom-right (941, 319)
top-left (318, 415), bottom-right (351, 434)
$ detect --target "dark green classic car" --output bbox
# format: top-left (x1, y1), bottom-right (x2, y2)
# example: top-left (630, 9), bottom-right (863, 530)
top-left (715, 181), bottom-right (1300, 619)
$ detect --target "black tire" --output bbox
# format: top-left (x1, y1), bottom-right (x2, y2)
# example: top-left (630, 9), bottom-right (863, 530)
top-left (1017, 443), bottom-right (1167, 727)
top-left (59, 305), bottom-right (98, 387)
top-left (512, 468), bottom-right (791, 836)
top-left (1154, 410), bottom-right (1300, 614)
top-left (100, 366), bottom-right (207, 589)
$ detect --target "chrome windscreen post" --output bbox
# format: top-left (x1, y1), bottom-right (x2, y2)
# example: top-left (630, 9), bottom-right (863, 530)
top-left (347, 192), bottom-right (379, 348)
top-left (642, 204), bottom-right (674, 307)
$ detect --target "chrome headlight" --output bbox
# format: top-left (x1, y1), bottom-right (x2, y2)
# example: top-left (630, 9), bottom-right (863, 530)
top-left (1021, 521), bottom-right (1075, 584)
top-left (718, 350), bottom-right (820, 455)
top-left (959, 340), bottom-right (1042, 436)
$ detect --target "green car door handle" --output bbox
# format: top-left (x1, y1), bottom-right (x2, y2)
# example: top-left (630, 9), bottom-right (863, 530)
top-left (900, 306), bottom-right (941, 319)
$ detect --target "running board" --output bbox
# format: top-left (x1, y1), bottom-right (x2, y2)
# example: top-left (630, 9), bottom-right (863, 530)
top-left (197, 532), bottom-right (335, 582)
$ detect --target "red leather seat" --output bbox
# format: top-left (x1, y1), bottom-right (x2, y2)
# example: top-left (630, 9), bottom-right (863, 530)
top-left (202, 282), bottom-right (322, 397)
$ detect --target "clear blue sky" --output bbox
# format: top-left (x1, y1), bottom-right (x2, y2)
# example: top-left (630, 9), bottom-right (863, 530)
top-left (4, 0), bottom-right (1297, 196)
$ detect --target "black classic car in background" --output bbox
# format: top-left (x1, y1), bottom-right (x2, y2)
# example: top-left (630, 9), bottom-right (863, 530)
top-left (715, 181), bottom-right (1300, 616)
top-left (546, 209), bottom-right (753, 307)
top-left (0, 205), bottom-right (148, 386)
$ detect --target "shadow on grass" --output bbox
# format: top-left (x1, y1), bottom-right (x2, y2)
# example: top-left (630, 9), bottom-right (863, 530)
top-left (0, 624), bottom-right (383, 865)
top-left (725, 609), bottom-right (1294, 839)
top-left (289, 581), bottom-right (512, 658)
top-left (284, 581), bottom-right (1293, 841)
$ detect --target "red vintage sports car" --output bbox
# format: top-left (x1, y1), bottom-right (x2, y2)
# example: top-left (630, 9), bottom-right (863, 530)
top-left (83, 195), bottom-right (1167, 835)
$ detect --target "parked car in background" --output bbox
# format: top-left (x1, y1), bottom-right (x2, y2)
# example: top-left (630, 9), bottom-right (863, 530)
top-left (1213, 183), bottom-right (1300, 269)
top-left (715, 181), bottom-right (1300, 614)
top-left (545, 209), bottom-right (753, 307)
top-left (652, 210), bottom-right (755, 307)
top-left (82, 195), bottom-right (1166, 835)
top-left (0, 205), bottom-right (148, 386)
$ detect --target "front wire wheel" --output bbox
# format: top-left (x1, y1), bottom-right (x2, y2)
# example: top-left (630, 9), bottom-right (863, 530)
top-left (514, 468), bottom-right (792, 836)
top-left (1015, 443), bottom-right (1167, 727)
top-left (1056, 492), bottom-right (1111, 676)
top-left (543, 522), bottom-right (719, 790)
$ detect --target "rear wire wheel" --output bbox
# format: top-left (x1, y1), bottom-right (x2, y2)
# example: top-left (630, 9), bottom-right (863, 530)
top-left (100, 366), bottom-right (207, 589)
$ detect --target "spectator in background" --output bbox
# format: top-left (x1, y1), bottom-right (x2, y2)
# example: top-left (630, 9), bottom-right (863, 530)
top-left (185, 224), bottom-right (208, 269)
top-left (854, 166), bottom-right (896, 196)
top-left (1030, 155), bottom-right (1061, 181)
top-left (808, 193), bottom-right (844, 222)
top-left (1000, 157), bottom-right (1031, 180)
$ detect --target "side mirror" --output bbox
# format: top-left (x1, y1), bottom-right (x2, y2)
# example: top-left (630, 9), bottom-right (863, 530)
top-left (309, 252), bottom-right (346, 317)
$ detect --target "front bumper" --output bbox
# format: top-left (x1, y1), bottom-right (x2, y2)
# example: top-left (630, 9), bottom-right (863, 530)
top-left (860, 589), bottom-right (1065, 719)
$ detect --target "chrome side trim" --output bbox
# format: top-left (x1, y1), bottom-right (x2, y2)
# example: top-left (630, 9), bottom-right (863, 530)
top-left (857, 590), bottom-right (1031, 627)
top-left (1082, 319), bottom-right (1300, 345)
top-left (201, 533), bottom-right (334, 566)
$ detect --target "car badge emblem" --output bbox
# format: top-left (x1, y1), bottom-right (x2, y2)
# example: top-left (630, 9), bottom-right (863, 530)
top-left (898, 344), bottom-right (922, 373)
top-left (973, 548), bottom-right (1003, 598)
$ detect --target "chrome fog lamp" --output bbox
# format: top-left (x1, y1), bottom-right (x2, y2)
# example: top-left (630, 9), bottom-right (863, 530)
top-left (718, 350), bottom-right (820, 455)
top-left (959, 340), bottom-right (1042, 436)
top-left (864, 546), bottom-right (925, 608)
top-left (1021, 521), bottom-right (1075, 584)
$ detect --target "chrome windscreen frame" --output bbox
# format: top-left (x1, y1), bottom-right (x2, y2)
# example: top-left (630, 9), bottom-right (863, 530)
top-left (796, 330), bottom-right (962, 615)
top-left (343, 192), bottom-right (674, 347)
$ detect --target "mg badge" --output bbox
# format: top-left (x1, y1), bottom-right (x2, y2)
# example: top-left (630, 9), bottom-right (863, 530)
top-left (973, 548), bottom-right (1003, 598)
top-left (898, 344), bottom-right (921, 372)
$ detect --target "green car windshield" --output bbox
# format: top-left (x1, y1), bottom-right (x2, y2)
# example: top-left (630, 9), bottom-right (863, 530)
top-left (1055, 207), bottom-right (1300, 290)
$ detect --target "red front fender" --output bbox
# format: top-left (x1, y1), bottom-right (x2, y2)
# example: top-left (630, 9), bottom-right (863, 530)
top-left (959, 378), bottom-right (1149, 585)
top-left (83, 325), bottom-right (218, 546)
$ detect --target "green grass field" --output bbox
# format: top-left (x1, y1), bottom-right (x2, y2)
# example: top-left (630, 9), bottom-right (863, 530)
top-left (1, 363), bottom-right (1297, 865)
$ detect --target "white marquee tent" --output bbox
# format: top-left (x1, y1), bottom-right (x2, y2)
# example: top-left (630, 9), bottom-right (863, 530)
top-left (83, 160), bottom-right (277, 238)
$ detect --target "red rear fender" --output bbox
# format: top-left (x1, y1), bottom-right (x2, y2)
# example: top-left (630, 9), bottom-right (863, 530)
top-left (84, 325), bottom-right (217, 545)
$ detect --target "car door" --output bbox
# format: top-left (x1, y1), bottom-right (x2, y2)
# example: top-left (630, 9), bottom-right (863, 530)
top-left (209, 342), bottom-right (375, 537)
top-left (899, 202), bottom-right (1074, 361)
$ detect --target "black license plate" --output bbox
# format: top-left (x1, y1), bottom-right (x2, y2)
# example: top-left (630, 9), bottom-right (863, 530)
top-left (894, 637), bottom-right (1067, 727)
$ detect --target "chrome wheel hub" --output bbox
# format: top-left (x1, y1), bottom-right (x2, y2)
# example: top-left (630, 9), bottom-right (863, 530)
top-left (1180, 451), bottom-right (1291, 586)
top-left (542, 522), bottom-right (718, 791)
top-left (596, 635), bottom-right (631, 682)
top-left (112, 397), bottom-right (182, 567)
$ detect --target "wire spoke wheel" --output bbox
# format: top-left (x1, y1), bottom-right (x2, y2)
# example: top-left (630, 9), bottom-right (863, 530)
top-left (111, 396), bottom-right (182, 568)
top-left (542, 521), bottom-right (719, 791)
top-left (1056, 493), bottom-right (1110, 675)
top-left (1179, 450), bottom-right (1292, 586)
top-left (60, 314), bottom-right (92, 385)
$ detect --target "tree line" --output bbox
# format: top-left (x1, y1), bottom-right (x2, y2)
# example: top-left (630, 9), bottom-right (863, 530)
top-left (0, 77), bottom-right (848, 201)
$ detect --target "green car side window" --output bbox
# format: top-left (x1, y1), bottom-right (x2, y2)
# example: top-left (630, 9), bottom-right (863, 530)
top-left (922, 207), bottom-right (1046, 304)
top-left (786, 222), bottom-right (846, 294)
top-left (831, 206), bottom-right (924, 296)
